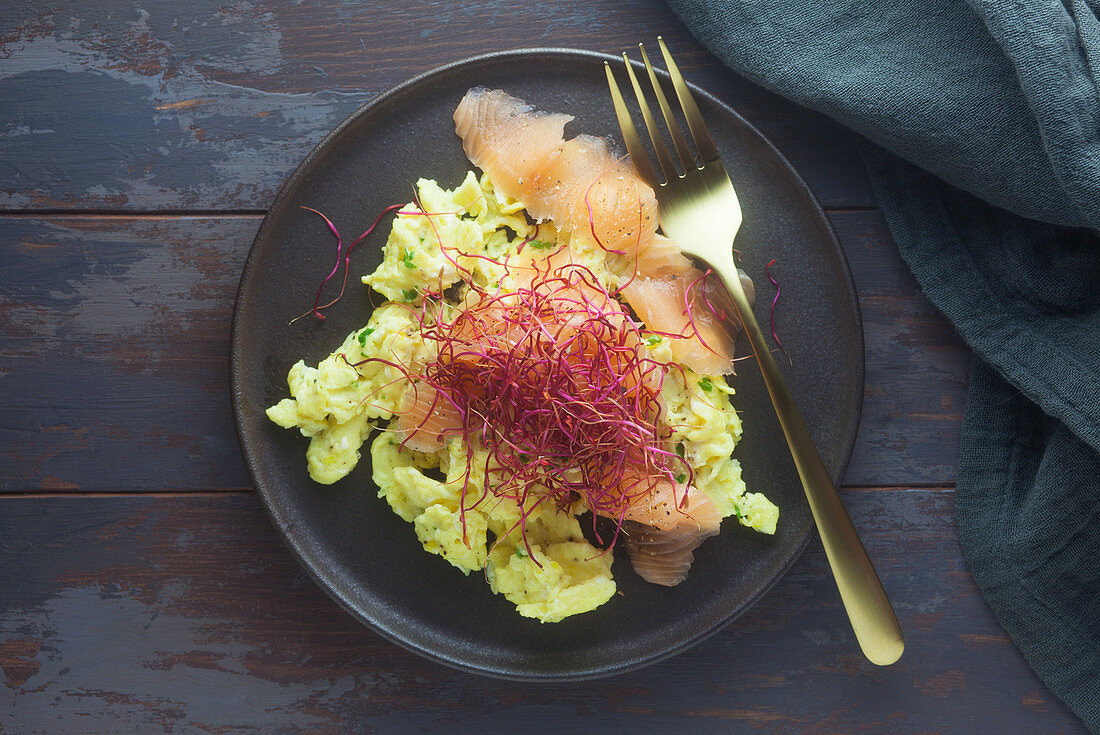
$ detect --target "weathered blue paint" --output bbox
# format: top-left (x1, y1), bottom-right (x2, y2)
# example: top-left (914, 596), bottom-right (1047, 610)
top-left (0, 64), bottom-right (369, 210)
top-left (0, 0), bottom-right (873, 211)
top-left (0, 216), bottom-right (254, 491)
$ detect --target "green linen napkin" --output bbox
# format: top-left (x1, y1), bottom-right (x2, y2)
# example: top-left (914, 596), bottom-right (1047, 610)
top-left (665, 1), bottom-right (1100, 730)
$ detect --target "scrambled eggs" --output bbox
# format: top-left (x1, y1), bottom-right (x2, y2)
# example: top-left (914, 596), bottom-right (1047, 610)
top-left (267, 172), bottom-right (778, 622)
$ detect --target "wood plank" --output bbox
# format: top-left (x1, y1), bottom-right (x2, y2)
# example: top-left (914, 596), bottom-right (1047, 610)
top-left (0, 490), bottom-right (1084, 734)
top-left (0, 0), bottom-right (873, 212)
top-left (0, 212), bottom-right (968, 491)
top-left (0, 215), bottom-right (249, 491)
top-left (835, 210), bottom-right (971, 485)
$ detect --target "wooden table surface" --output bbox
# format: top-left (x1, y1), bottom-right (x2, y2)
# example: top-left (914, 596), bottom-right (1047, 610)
top-left (0, 1), bottom-right (1089, 733)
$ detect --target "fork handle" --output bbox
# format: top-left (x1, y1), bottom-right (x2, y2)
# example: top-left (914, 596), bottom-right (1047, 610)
top-left (713, 258), bottom-right (905, 666)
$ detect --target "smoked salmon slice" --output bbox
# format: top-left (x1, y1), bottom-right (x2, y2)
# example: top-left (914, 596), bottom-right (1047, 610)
top-left (453, 87), bottom-right (572, 204)
top-left (620, 520), bottom-right (720, 586)
top-left (622, 269), bottom-right (756, 378)
top-left (622, 273), bottom-right (731, 378)
top-left (600, 477), bottom-right (722, 587)
top-left (455, 88), bottom-right (658, 257)
top-left (394, 382), bottom-right (462, 452)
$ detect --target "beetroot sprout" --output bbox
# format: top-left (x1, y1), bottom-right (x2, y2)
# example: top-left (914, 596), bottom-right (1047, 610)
top-left (765, 258), bottom-right (793, 366)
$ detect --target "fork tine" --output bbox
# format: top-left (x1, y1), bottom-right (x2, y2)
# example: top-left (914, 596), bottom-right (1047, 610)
top-left (622, 52), bottom-right (677, 183)
top-left (639, 42), bottom-right (696, 173)
top-left (604, 62), bottom-right (659, 187)
top-left (658, 37), bottom-right (719, 165)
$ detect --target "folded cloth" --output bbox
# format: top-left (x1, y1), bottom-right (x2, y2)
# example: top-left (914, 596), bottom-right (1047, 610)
top-left (665, 0), bottom-right (1100, 729)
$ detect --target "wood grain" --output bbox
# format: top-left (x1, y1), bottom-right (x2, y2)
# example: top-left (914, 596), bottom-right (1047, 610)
top-left (0, 0), bottom-right (873, 212)
top-left (0, 212), bottom-right (966, 492)
top-left (0, 490), bottom-right (1084, 734)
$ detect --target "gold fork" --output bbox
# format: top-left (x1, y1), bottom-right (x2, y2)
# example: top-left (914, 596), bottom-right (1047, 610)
top-left (606, 39), bottom-right (904, 666)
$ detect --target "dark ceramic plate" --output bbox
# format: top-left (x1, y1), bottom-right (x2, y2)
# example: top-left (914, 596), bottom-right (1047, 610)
top-left (230, 49), bottom-right (863, 681)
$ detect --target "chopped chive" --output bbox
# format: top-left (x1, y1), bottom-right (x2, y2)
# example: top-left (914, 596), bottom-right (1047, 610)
top-left (529, 240), bottom-right (555, 250)
top-left (357, 328), bottom-right (374, 346)
top-left (675, 473), bottom-right (686, 483)
top-left (646, 335), bottom-right (662, 346)
top-left (402, 248), bottom-right (416, 269)
top-left (698, 377), bottom-right (713, 392)
top-left (402, 289), bottom-right (418, 302)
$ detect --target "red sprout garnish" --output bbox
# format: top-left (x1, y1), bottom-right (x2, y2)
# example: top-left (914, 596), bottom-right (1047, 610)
top-left (516, 223), bottom-right (540, 253)
top-left (395, 261), bottom-right (694, 558)
top-left (582, 167), bottom-right (622, 256)
top-left (679, 268), bottom-right (724, 357)
top-left (292, 204), bottom-right (402, 323)
top-left (765, 258), bottom-right (793, 366)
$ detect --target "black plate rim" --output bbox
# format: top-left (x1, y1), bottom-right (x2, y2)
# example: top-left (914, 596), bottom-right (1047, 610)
top-left (229, 46), bottom-right (864, 681)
